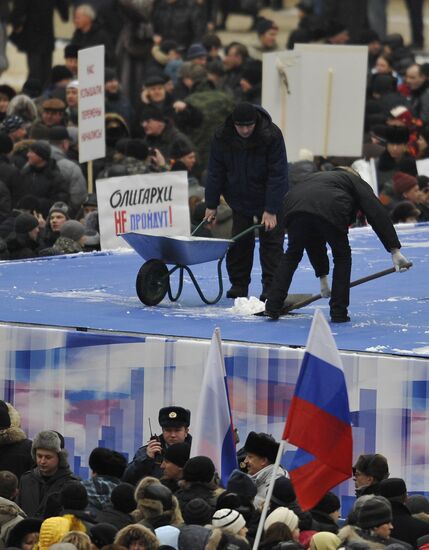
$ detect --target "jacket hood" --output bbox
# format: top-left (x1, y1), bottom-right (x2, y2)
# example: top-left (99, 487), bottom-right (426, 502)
top-left (216, 105), bottom-right (274, 149)
top-left (0, 402), bottom-right (28, 446)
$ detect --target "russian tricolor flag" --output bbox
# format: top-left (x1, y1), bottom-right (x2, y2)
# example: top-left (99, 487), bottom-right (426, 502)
top-left (283, 309), bottom-right (352, 511)
top-left (190, 328), bottom-right (238, 486)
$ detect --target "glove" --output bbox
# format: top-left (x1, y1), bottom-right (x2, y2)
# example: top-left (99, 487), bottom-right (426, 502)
top-left (319, 275), bottom-right (331, 298)
top-left (391, 249), bottom-right (410, 272)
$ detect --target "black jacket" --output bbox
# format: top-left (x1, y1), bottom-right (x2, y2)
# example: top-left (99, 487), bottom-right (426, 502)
top-left (284, 169), bottom-right (401, 251)
top-left (205, 106), bottom-right (288, 217)
top-left (17, 466), bottom-right (79, 518)
top-left (71, 20), bottom-right (115, 67)
top-left (152, 0), bottom-right (200, 49)
top-left (95, 505), bottom-right (135, 531)
top-left (389, 501), bottom-right (429, 548)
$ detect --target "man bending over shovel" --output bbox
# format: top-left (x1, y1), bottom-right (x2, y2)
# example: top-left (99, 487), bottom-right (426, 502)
top-left (265, 167), bottom-right (410, 323)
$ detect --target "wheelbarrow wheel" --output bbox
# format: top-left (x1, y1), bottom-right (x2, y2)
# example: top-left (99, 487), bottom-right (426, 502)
top-left (136, 259), bottom-right (169, 306)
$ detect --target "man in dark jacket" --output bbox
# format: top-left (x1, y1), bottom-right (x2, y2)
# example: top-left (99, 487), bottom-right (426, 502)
top-left (122, 406), bottom-right (191, 486)
top-left (152, 0), bottom-right (201, 50)
top-left (205, 102), bottom-right (288, 301)
top-left (17, 430), bottom-right (79, 518)
top-left (10, 0), bottom-right (69, 88)
top-left (264, 167), bottom-right (410, 322)
top-left (378, 478), bottom-right (429, 548)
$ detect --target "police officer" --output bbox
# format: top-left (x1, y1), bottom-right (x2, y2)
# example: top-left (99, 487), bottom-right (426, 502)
top-left (122, 406), bottom-right (191, 485)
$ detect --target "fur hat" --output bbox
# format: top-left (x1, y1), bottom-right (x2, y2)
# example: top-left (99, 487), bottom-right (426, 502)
top-left (226, 469), bottom-right (257, 499)
top-left (158, 406), bottom-right (190, 428)
top-left (30, 141), bottom-right (51, 161)
top-left (392, 171), bottom-right (418, 196)
top-left (163, 442), bottom-right (191, 468)
top-left (0, 400), bottom-right (11, 428)
top-left (244, 431), bottom-right (279, 463)
top-left (353, 454), bottom-right (389, 482)
top-left (15, 213), bottom-right (38, 234)
top-left (378, 477), bottom-right (407, 499)
top-left (38, 517), bottom-right (72, 550)
top-left (183, 497), bottom-right (213, 525)
top-left (88, 447), bottom-right (127, 478)
top-left (31, 430), bottom-right (68, 468)
top-left (312, 492), bottom-right (341, 514)
top-left (60, 220), bottom-right (85, 242)
top-left (138, 483), bottom-right (173, 512)
top-left (212, 508), bottom-right (246, 534)
top-left (7, 518), bottom-right (43, 548)
top-left (264, 506), bottom-right (299, 532)
top-left (0, 401), bottom-right (27, 446)
top-left (183, 456), bottom-right (215, 483)
top-left (356, 495), bottom-right (392, 529)
top-left (111, 482), bottom-right (136, 513)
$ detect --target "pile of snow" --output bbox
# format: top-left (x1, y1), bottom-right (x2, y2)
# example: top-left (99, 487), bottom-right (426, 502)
top-left (230, 296), bottom-right (266, 315)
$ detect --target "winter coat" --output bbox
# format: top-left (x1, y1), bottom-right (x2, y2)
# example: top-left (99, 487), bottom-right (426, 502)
top-left (10, 0), bottom-right (69, 53)
top-left (408, 81), bottom-right (429, 123)
top-left (338, 524), bottom-right (411, 550)
top-left (310, 509), bottom-right (339, 533)
top-left (81, 475), bottom-right (123, 515)
top-left (0, 155), bottom-right (22, 209)
top-left (17, 466), bottom-right (79, 518)
top-left (0, 497), bottom-right (26, 550)
top-left (178, 524), bottom-right (211, 550)
top-left (70, 20), bottom-right (115, 67)
top-left (251, 465), bottom-right (287, 509)
top-left (16, 160), bottom-right (69, 217)
top-left (175, 79), bottom-right (234, 171)
top-left (388, 501), bottom-right (429, 548)
top-left (123, 433), bottom-right (192, 486)
top-left (283, 169), bottom-right (401, 252)
top-left (142, 121), bottom-right (190, 161)
top-left (175, 481), bottom-right (220, 516)
top-left (50, 146), bottom-right (87, 209)
top-left (39, 236), bottom-right (83, 256)
top-left (0, 403), bottom-right (33, 479)
top-left (0, 178), bottom-right (11, 223)
top-left (6, 232), bottom-right (41, 260)
top-left (152, 0), bottom-right (200, 49)
top-left (205, 106), bottom-right (288, 217)
top-left (95, 505), bottom-right (135, 531)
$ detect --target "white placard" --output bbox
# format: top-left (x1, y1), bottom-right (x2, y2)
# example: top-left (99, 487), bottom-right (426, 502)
top-left (78, 45), bottom-right (106, 163)
top-left (262, 44), bottom-right (368, 162)
top-left (96, 171), bottom-right (190, 250)
top-left (351, 158), bottom-right (378, 195)
top-left (416, 158), bottom-right (429, 177)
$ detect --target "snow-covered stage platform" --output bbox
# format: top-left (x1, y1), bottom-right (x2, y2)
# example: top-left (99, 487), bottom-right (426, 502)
top-left (0, 223), bottom-right (428, 507)
top-left (0, 224), bottom-right (427, 356)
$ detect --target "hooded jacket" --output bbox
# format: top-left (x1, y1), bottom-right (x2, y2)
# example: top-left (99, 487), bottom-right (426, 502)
top-left (205, 106), bottom-right (288, 217)
top-left (0, 402), bottom-right (33, 480)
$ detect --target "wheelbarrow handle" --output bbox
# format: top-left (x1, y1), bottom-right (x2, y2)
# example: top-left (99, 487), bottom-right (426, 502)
top-left (191, 218), bottom-right (209, 236)
top-left (231, 224), bottom-right (265, 242)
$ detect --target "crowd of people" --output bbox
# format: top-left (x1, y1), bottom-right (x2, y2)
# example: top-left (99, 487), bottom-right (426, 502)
top-left (0, 1), bottom-right (426, 264)
top-left (1, 400), bottom-right (429, 550)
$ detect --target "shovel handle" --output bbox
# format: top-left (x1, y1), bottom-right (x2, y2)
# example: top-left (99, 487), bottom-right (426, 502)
top-left (284, 262), bottom-right (413, 312)
top-left (231, 224), bottom-right (265, 243)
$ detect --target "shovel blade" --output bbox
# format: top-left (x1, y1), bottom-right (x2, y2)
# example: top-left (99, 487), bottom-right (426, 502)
top-left (283, 293), bottom-right (314, 308)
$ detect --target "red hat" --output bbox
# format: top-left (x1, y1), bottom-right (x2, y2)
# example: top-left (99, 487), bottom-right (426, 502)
top-left (392, 171), bottom-right (418, 196)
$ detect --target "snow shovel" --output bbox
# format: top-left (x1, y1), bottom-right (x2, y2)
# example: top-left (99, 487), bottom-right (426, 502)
top-left (256, 262), bottom-right (413, 316)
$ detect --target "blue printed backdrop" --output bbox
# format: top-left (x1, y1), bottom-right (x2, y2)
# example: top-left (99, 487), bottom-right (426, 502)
top-left (1, 323), bottom-right (428, 509)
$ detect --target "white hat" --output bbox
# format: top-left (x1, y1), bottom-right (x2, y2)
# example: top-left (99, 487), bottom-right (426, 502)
top-left (212, 508), bottom-right (246, 534)
top-left (264, 506), bottom-right (299, 532)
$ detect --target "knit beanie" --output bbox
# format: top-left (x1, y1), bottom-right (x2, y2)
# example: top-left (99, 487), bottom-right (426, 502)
top-left (212, 509), bottom-right (246, 534)
top-left (183, 497), bottom-right (213, 525)
top-left (231, 102), bottom-right (257, 126)
top-left (38, 517), bottom-right (71, 550)
top-left (60, 220), bottom-right (85, 242)
top-left (0, 400), bottom-right (11, 428)
top-left (392, 171), bottom-right (418, 196)
top-left (312, 492), bottom-right (341, 514)
top-left (88, 447), bottom-right (127, 478)
top-left (264, 507), bottom-right (299, 532)
top-left (163, 442), bottom-right (191, 467)
top-left (244, 431), bottom-right (279, 463)
top-left (15, 213), bottom-right (39, 234)
top-left (89, 523), bottom-right (118, 547)
top-left (30, 141), bottom-right (51, 161)
top-left (378, 478), bottom-right (407, 499)
top-left (183, 456), bottom-right (215, 483)
top-left (271, 476), bottom-right (297, 507)
top-left (0, 132), bottom-right (13, 154)
top-left (356, 495), bottom-right (393, 529)
top-left (61, 481), bottom-right (88, 510)
top-left (110, 483), bottom-right (136, 513)
top-left (226, 469), bottom-right (257, 499)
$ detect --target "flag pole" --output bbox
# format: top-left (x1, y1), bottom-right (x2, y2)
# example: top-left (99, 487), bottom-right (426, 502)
top-left (251, 439), bottom-right (286, 550)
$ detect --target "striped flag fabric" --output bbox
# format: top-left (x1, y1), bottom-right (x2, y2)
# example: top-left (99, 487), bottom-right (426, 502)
top-left (283, 309), bottom-right (353, 510)
top-left (190, 327), bottom-right (238, 486)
